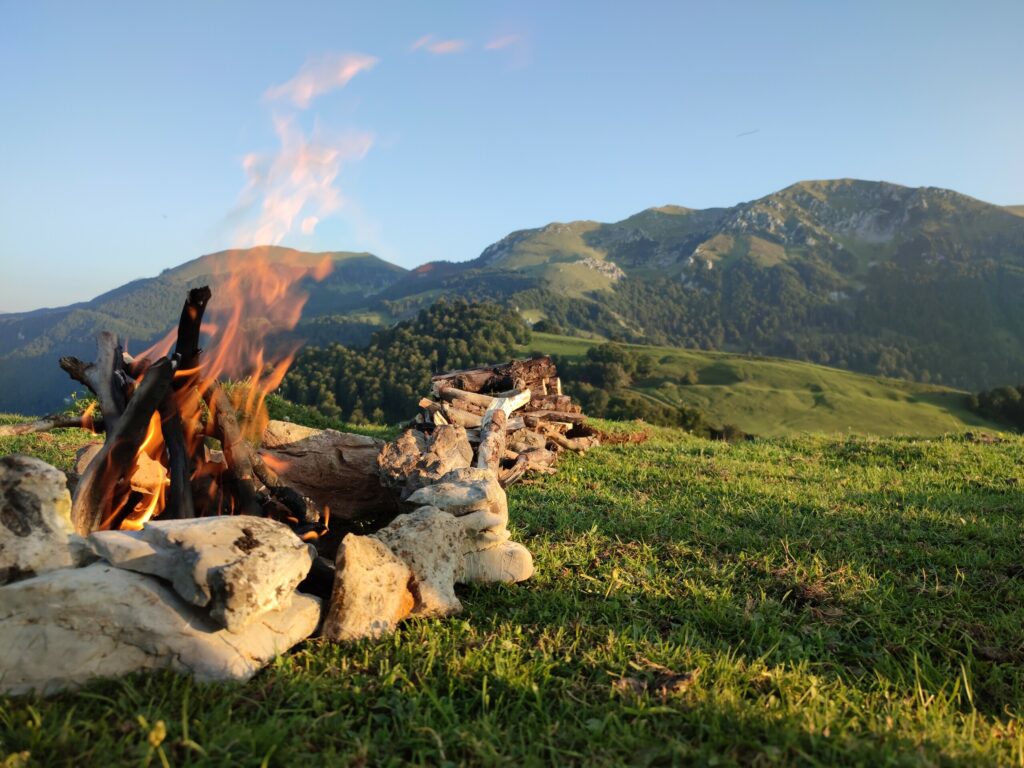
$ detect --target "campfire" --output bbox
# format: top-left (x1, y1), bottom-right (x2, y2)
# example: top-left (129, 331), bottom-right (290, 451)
top-left (0, 279), bottom-right (601, 696)
top-left (61, 285), bottom-right (329, 540)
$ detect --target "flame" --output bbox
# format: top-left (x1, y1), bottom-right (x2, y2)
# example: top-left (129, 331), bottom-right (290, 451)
top-left (112, 248), bottom-right (332, 529)
top-left (81, 402), bottom-right (97, 433)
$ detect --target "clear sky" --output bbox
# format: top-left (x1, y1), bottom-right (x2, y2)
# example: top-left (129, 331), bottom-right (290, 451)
top-left (1, 1), bottom-right (1022, 312)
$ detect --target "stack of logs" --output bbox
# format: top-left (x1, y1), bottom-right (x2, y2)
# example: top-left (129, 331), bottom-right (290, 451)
top-left (411, 357), bottom-right (599, 489)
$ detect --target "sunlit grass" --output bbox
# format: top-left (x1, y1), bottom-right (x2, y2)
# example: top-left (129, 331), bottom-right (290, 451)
top-left (1, 421), bottom-right (1022, 765)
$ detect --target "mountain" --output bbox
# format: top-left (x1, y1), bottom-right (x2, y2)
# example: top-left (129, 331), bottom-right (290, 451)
top-left (3, 179), bottom-right (1024, 415)
top-left (379, 180), bottom-right (1024, 389)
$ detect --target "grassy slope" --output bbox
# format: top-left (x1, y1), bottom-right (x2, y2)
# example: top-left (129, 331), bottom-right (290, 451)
top-left (528, 333), bottom-right (1000, 437)
top-left (1, 422), bottom-right (1022, 765)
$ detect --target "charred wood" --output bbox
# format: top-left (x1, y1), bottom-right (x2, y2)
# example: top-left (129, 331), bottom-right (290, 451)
top-left (70, 357), bottom-right (174, 535)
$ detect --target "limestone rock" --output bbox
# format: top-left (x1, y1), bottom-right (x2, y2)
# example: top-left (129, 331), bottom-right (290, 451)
top-left (322, 534), bottom-right (414, 642)
top-left (0, 455), bottom-right (82, 584)
top-left (405, 467), bottom-right (509, 551)
top-left (88, 517), bottom-right (313, 632)
top-left (259, 420), bottom-right (395, 522)
top-left (459, 541), bottom-right (535, 584)
top-left (375, 507), bottom-right (464, 617)
top-left (0, 563), bottom-right (321, 695)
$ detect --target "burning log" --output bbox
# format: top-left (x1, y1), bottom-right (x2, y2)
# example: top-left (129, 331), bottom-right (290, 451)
top-left (70, 357), bottom-right (173, 535)
top-left (172, 286), bottom-right (212, 374)
top-left (204, 383), bottom-right (264, 518)
top-left (158, 402), bottom-right (195, 521)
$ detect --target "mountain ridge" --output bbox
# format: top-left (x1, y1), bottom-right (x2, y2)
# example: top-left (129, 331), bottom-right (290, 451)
top-left (3, 178), bottom-right (1023, 414)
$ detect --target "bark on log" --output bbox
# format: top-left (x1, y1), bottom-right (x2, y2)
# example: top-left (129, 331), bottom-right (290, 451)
top-left (70, 357), bottom-right (174, 535)
top-left (431, 357), bottom-right (559, 396)
top-left (437, 386), bottom-right (497, 409)
top-left (440, 403), bottom-right (483, 428)
top-left (259, 421), bottom-right (395, 523)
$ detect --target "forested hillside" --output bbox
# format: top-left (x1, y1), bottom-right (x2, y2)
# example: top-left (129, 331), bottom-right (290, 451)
top-left (281, 300), bottom-right (531, 423)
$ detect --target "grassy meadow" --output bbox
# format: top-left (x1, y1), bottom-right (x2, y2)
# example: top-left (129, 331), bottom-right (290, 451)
top-left (528, 332), bottom-right (999, 438)
top-left (2, 416), bottom-right (1023, 765)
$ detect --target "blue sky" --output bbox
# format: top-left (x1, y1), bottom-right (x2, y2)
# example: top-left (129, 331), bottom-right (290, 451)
top-left (1, 1), bottom-right (1022, 312)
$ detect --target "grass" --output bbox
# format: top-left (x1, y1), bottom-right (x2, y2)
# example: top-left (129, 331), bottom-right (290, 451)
top-left (2, 418), bottom-right (1023, 765)
top-left (528, 332), bottom-right (1001, 437)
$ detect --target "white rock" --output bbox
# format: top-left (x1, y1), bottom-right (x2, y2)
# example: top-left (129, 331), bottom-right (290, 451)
top-left (374, 507), bottom-right (464, 617)
top-left (459, 541), bottom-right (535, 584)
top-left (322, 534), bottom-right (414, 642)
top-left (0, 563), bottom-right (320, 696)
top-left (405, 468), bottom-right (509, 552)
top-left (88, 517), bottom-right (313, 632)
top-left (0, 455), bottom-right (82, 584)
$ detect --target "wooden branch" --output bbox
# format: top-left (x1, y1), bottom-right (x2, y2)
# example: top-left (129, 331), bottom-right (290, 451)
top-left (70, 358), bottom-right (174, 535)
top-left (59, 332), bottom-right (128, 434)
top-left (158, 401), bottom-right (195, 521)
top-left (476, 408), bottom-right (507, 474)
top-left (173, 286), bottom-right (211, 378)
top-left (437, 386), bottom-right (497, 409)
top-left (0, 414), bottom-right (104, 437)
top-left (493, 389), bottom-right (531, 415)
top-left (440, 402), bottom-right (482, 428)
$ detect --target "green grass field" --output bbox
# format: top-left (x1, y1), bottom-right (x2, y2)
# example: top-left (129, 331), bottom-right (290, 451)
top-left (528, 333), bottom-right (1000, 437)
top-left (2, 417), bottom-right (1023, 765)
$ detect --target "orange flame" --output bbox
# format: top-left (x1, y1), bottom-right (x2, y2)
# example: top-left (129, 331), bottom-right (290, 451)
top-left (109, 248), bottom-right (332, 529)
top-left (81, 402), bottom-right (98, 433)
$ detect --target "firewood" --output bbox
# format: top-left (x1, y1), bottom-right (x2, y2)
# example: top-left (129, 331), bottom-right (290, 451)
top-left (521, 409), bottom-right (587, 424)
top-left (70, 357), bottom-right (174, 535)
top-left (437, 386), bottom-right (497, 408)
top-left (498, 447), bottom-right (559, 488)
top-left (492, 389), bottom-right (532, 415)
top-left (498, 454), bottom-right (529, 487)
top-left (59, 332), bottom-right (128, 434)
top-left (440, 403), bottom-right (482, 428)
top-left (545, 432), bottom-right (599, 453)
top-left (0, 413), bottom-right (105, 437)
top-left (431, 357), bottom-right (558, 396)
top-left (204, 383), bottom-right (263, 517)
top-left (158, 402), bottom-right (195, 520)
top-left (172, 286), bottom-right (211, 376)
top-left (527, 394), bottom-right (577, 412)
top-left (476, 409), bottom-right (507, 474)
